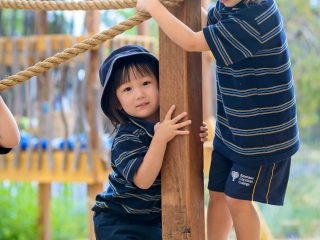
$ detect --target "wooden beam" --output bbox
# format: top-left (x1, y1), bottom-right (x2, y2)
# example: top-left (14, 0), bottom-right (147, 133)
top-left (87, 183), bottom-right (103, 240)
top-left (35, 11), bottom-right (52, 240)
top-left (85, 8), bottom-right (101, 240)
top-left (0, 152), bottom-right (108, 183)
top-left (38, 183), bottom-right (51, 240)
top-left (0, 35), bottom-right (156, 66)
top-left (159, 0), bottom-right (204, 239)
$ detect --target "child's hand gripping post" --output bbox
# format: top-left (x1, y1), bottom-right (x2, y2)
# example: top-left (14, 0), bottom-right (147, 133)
top-left (153, 105), bottom-right (191, 144)
top-left (133, 105), bottom-right (191, 189)
top-left (199, 122), bottom-right (209, 143)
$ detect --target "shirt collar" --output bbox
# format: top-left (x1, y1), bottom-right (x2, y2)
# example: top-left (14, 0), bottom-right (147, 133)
top-left (122, 112), bottom-right (155, 138)
top-left (219, 0), bottom-right (246, 13)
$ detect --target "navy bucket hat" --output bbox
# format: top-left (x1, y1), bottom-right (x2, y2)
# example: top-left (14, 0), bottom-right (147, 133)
top-left (99, 44), bottom-right (159, 118)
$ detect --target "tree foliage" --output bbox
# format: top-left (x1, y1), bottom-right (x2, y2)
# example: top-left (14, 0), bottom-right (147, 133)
top-left (277, 0), bottom-right (320, 133)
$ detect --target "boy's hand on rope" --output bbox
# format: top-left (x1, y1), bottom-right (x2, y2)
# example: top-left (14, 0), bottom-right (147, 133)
top-left (154, 105), bottom-right (191, 143)
top-left (199, 122), bottom-right (208, 143)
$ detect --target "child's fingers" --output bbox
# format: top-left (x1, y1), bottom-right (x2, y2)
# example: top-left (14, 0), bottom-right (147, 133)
top-left (200, 126), bottom-right (208, 131)
top-left (200, 131), bottom-right (208, 142)
top-left (175, 120), bottom-right (192, 129)
top-left (199, 132), bottom-right (208, 138)
top-left (175, 130), bottom-right (190, 135)
top-left (171, 111), bottom-right (188, 123)
top-left (200, 137), bottom-right (208, 142)
top-left (165, 105), bottom-right (176, 120)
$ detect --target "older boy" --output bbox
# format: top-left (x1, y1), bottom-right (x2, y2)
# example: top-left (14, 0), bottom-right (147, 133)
top-left (136, 0), bottom-right (300, 239)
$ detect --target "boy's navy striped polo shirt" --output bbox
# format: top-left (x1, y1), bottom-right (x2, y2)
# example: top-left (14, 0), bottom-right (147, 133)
top-left (203, 0), bottom-right (299, 166)
top-left (92, 116), bottom-right (161, 221)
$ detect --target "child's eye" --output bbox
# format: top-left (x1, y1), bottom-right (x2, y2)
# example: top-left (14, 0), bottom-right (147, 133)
top-left (123, 87), bottom-right (132, 92)
top-left (143, 81), bottom-right (151, 86)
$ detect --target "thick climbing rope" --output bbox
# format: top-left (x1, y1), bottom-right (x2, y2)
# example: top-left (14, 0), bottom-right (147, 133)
top-left (0, 0), bottom-right (183, 91)
top-left (0, 0), bottom-right (181, 11)
top-left (0, 0), bottom-right (137, 11)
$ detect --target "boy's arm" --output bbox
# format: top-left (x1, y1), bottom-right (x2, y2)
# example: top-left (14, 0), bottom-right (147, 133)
top-left (0, 96), bottom-right (20, 148)
top-left (133, 105), bottom-right (191, 189)
top-left (201, 7), bottom-right (208, 28)
top-left (134, 117), bottom-right (209, 189)
top-left (137, 0), bottom-right (210, 52)
top-left (133, 134), bottom-right (168, 189)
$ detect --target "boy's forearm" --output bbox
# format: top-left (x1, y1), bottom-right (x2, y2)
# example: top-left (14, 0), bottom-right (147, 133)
top-left (146, 1), bottom-right (209, 52)
top-left (0, 97), bottom-right (20, 147)
top-left (201, 7), bottom-right (208, 28)
top-left (133, 136), bottom-right (167, 189)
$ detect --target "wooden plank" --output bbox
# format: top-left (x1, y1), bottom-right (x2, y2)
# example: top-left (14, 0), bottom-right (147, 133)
top-left (87, 183), bottom-right (103, 240)
top-left (35, 11), bottom-right (52, 240)
top-left (0, 151), bottom-right (108, 183)
top-left (38, 183), bottom-right (51, 240)
top-left (159, 0), bottom-right (205, 239)
top-left (0, 34), bottom-right (156, 66)
top-left (86, 8), bottom-right (101, 240)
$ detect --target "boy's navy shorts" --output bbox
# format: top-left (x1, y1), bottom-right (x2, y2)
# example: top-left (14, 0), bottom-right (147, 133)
top-left (93, 209), bottom-right (161, 240)
top-left (208, 150), bottom-right (291, 205)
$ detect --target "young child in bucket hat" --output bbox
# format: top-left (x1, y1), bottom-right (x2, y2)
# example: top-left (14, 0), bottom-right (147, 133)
top-left (0, 96), bottom-right (20, 154)
top-left (92, 45), bottom-right (208, 240)
top-left (137, 0), bottom-right (300, 239)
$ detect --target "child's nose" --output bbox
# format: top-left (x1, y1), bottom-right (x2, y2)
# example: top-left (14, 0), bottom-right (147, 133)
top-left (135, 88), bottom-right (145, 99)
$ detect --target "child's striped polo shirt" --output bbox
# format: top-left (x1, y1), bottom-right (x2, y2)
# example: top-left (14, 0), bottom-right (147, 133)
top-left (92, 116), bottom-right (161, 220)
top-left (203, 0), bottom-right (300, 166)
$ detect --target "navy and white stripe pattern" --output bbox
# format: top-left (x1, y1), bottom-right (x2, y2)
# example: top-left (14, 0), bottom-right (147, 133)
top-left (93, 116), bottom-right (161, 220)
top-left (203, 0), bottom-right (299, 166)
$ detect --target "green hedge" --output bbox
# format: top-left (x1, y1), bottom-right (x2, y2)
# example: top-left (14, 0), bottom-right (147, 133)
top-left (0, 183), bottom-right (88, 240)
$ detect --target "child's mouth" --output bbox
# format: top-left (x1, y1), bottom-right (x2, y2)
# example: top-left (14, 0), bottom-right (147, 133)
top-left (136, 102), bottom-right (149, 108)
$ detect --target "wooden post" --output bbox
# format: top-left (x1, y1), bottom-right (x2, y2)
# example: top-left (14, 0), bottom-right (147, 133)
top-left (35, 11), bottom-right (51, 240)
top-left (38, 183), bottom-right (51, 240)
top-left (160, 0), bottom-right (204, 239)
top-left (85, 8), bottom-right (103, 240)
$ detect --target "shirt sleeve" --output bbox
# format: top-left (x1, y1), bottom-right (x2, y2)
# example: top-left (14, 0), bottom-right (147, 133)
top-left (0, 146), bottom-right (11, 154)
top-left (207, 5), bottom-right (218, 26)
top-left (111, 133), bottom-right (148, 184)
top-left (203, 16), bottom-right (263, 67)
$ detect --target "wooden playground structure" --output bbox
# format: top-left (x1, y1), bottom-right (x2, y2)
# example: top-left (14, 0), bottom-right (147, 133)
top-left (0, 0), bottom-right (273, 239)
top-left (0, 33), bottom-right (157, 239)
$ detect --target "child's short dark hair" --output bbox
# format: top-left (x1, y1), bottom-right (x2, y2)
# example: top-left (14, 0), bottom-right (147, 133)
top-left (103, 56), bottom-right (159, 127)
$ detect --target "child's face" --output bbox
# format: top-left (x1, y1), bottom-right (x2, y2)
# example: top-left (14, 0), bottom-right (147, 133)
top-left (220, 0), bottom-right (242, 7)
top-left (116, 72), bottom-right (159, 123)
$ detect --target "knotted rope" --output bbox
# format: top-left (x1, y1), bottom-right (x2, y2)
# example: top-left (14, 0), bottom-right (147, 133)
top-left (0, 0), bottom-right (183, 91)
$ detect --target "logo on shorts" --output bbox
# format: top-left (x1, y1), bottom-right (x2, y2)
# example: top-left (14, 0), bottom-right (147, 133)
top-left (232, 172), bottom-right (255, 187)
top-left (231, 171), bottom-right (239, 181)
